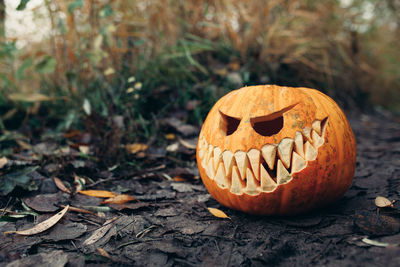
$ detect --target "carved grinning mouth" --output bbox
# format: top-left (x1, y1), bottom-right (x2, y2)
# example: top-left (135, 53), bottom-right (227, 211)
top-left (198, 118), bottom-right (328, 195)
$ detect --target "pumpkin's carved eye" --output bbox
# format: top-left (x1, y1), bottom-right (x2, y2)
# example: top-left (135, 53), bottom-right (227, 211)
top-left (219, 110), bottom-right (241, 136)
top-left (250, 103), bottom-right (298, 136)
top-left (251, 116), bottom-right (284, 136)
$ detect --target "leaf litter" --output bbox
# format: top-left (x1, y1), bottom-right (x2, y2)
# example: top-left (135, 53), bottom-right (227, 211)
top-left (2, 113), bottom-right (400, 266)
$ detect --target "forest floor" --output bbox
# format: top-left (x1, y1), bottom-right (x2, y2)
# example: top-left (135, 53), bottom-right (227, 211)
top-left (1, 110), bottom-right (400, 266)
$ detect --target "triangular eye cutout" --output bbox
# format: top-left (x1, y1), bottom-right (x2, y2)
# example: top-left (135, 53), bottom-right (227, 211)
top-left (219, 110), bottom-right (241, 136)
top-left (250, 103), bottom-right (298, 136)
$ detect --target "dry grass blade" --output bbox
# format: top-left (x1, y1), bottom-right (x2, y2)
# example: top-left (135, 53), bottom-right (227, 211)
top-left (361, 238), bottom-right (393, 247)
top-left (8, 93), bottom-right (52, 102)
top-left (78, 190), bottom-right (116, 198)
top-left (60, 205), bottom-right (95, 215)
top-left (4, 205), bottom-right (69, 236)
top-left (207, 207), bottom-right (230, 219)
top-left (83, 217), bottom-right (119, 246)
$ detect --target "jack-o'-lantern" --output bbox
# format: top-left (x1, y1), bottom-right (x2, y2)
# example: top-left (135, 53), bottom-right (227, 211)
top-left (196, 85), bottom-right (356, 215)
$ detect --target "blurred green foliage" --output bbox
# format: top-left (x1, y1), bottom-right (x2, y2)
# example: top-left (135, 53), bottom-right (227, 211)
top-left (0, 0), bottom-right (399, 147)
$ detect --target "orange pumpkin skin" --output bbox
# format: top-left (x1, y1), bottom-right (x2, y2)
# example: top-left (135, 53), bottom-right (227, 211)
top-left (196, 85), bottom-right (356, 215)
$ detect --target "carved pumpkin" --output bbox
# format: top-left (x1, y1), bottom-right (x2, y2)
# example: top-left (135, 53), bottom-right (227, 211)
top-left (196, 85), bottom-right (356, 215)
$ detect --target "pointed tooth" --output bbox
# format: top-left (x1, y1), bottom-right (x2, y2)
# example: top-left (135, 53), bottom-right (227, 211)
top-left (198, 138), bottom-right (205, 149)
top-left (312, 120), bottom-right (321, 135)
top-left (234, 151), bottom-right (249, 180)
top-left (291, 152), bottom-right (307, 173)
top-left (277, 160), bottom-right (291, 185)
top-left (247, 149), bottom-right (261, 180)
top-left (214, 163), bottom-right (228, 189)
top-left (213, 147), bottom-right (222, 169)
top-left (302, 127), bottom-right (312, 143)
top-left (198, 146), bottom-right (205, 159)
top-left (230, 166), bottom-right (243, 194)
top-left (311, 130), bottom-right (324, 148)
top-left (206, 159), bottom-right (215, 179)
top-left (304, 141), bottom-right (318, 161)
top-left (205, 144), bottom-right (213, 164)
top-left (222, 150), bottom-right (234, 177)
top-left (261, 144), bottom-right (277, 170)
top-left (198, 138), bottom-right (206, 158)
top-left (294, 131), bottom-right (304, 158)
top-left (201, 144), bottom-right (211, 167)
top-left (244, 169), bottom-right (259, 195)
top-left (260, 165), bottom-right (277, 192)
top-left (321, 118), bottom-right (328, 134)
top-left (202, 138), bottom-right (207, 147)
top-left (277, 138), bottom-right (294, 169)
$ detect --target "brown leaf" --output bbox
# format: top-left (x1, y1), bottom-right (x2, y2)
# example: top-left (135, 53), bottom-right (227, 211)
top-left (78, 190), bottom-right (116, 198)
top-left (125, 143), bottom-right (148, 154)
top-left (354, 211), bottom-right (400, 236)
top-left (54, 177), bottom-right (71, 194)
top-left (375, 196), bottom-right (395, 208)
top-left (102, 194), bottom-right (136, 205)
top-left (207, 207), bottom-right (230, 219)
top-left (24, 194), bottom-right (60, 212)
top-left (96, 247), bottom-right (113, 261)
top-left (4, 205), bottom-right (69, 236)
top-left (173, 176), bottom-right (186, 182)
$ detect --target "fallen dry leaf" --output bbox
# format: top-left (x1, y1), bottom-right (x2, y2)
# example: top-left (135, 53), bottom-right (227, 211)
top-left (79, 145), bottom-right (90, 154)
top-left (101, 194), bottom-right (135, 205)
top-left (83, 217), bottom-right (118, 246)
top-left (164, 133), bottom-right (175, 140)
top-left (16, 139), bottom-right (32, 150)
top-left (4, 205), bottom-right (69, 236)
top-left (173, 176), bottom-right (186, 182)
top-left (178, 137), bottom-right (197, 150)
top-left (375, 196), bottom-right (395, 208)
top-left (78, 190), bottom-right (116, 198)
top-left (207, 207), bottom-right (230, 219)
top-left (0, 156), bottom-right (8, 168)
top-left (53, 177), bottom-right (71, 194)
top-left (126, 143), bottom-right (148, 154)
top-left (96, 247), bottom-right (113, 261)
top-left (166, 143), bottom-right (179, 152)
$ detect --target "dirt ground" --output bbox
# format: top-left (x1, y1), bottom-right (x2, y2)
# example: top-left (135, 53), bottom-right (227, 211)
top-left (1, 111), bottom-right (400, 266)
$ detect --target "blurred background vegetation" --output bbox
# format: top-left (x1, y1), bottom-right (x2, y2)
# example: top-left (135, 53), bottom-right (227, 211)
top-left (0, 0), bottom-right (399, 156)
